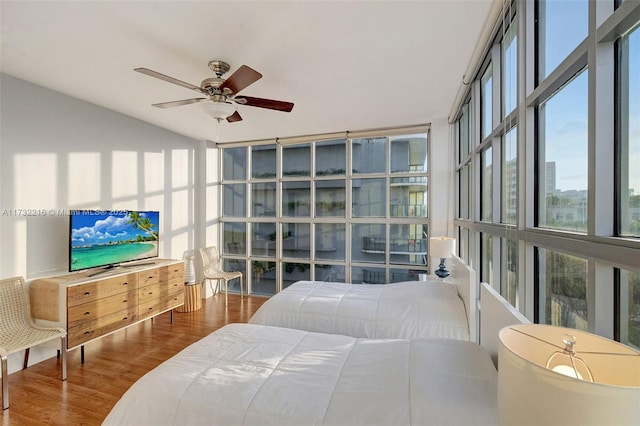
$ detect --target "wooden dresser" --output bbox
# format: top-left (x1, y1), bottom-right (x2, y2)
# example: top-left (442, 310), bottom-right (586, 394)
top-left (30, 259), bottom-right (184, 352)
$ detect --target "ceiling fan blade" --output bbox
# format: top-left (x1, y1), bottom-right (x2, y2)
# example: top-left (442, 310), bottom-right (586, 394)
top-left (220, 65), bottom-right (262, 94)
top-left (238, 96), bottom-right (294, 112)
top-left (152, 98), bottom-right (208, 109)
top-left (135, 68), bottom-right (206, 94)
top-left (226, 111), bottom-right (243, 123)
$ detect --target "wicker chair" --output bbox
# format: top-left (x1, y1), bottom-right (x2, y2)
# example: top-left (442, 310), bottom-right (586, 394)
top-left (198, 246), bottom-right (243, 307)
top-left (0, 276), bottom-right (67, 410)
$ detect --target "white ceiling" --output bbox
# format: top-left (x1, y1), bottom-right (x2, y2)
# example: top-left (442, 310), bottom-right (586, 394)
top-left (1, 1), bottom-right (499, 144)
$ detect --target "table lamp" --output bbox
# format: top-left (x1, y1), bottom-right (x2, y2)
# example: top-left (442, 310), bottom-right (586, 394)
top-left (498, 324), bottom-right (640, 426)
top-left (429, 237), bottom-right (456, 278)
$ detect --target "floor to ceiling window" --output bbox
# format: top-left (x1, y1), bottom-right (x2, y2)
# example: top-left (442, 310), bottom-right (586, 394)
top-left (219, 127), bottom-right (429, 295)
top-left (453, 0), bottom-right (639, 343)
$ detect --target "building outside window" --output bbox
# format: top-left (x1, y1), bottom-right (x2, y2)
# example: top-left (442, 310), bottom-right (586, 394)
top-left (219, 129), bottom-right (429, 295)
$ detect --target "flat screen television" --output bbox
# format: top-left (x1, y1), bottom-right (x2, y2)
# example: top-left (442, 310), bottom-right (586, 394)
top-left (69, 210), bottom-right (160, 273)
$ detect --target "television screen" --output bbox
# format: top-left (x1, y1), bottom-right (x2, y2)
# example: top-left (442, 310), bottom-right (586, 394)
top-left (69, 210), bottom-right (159, 272)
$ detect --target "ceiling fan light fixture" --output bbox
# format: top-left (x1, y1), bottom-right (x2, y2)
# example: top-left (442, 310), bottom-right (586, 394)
top-left (200, 101), bottom-right (237, 122)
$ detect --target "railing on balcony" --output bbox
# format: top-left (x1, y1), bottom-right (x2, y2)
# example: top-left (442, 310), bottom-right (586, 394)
top-left (362, 237), bottom-right (427, 254)
top-left (389, 204), bottom-right (427, 217)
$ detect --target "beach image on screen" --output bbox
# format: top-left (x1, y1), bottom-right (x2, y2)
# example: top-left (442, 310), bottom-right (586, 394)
top-left (70, 211), bottom-right (159, 271)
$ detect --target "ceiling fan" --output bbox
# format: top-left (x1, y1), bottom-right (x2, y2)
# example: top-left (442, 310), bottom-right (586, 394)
top-left (134, 60), bottom-right (294, 123)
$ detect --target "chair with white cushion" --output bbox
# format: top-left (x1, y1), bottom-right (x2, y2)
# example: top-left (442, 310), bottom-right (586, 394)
top-left (0, 276), bottom-right (67, 410)
top-left (198, 246), bottom-right (243, 307)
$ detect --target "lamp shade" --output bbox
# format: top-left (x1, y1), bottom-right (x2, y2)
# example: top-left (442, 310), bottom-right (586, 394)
top-left (498, 324), bottom-right (640, 426)
top-left (429, 236), bottom-right (455, 259)
top-left (200, 101), bottom-right (236, 121)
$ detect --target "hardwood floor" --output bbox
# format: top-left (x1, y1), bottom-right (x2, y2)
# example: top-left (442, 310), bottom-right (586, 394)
top-left (1, 294), bottom-right (266, 426)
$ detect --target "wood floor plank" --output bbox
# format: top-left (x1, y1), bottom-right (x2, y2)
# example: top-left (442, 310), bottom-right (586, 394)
top-left (0, 294), bottom-right (266, 425)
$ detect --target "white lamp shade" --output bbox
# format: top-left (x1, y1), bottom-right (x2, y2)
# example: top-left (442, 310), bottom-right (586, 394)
top-left (200, 101), bottom-right (236, 120)
top-left (498, 324), bottom-right (640, 426)
top-left (429, 237), bottom-right (456, 259)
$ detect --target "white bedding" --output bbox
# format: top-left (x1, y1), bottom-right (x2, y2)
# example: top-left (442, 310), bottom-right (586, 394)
top-left (249, 280), bottom-right (470, 340)
top-left (103, 323), bottom-right (497, 426)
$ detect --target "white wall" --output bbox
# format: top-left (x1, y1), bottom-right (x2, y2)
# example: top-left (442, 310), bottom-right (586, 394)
top-left (429, 117), bottom-right (453, 237)
top-left (0, 73), bottom-right (203, 279)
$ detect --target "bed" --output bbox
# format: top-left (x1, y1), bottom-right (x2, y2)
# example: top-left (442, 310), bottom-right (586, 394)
top-left (249, 254), bottom-right (477, 341)
top-left (102, 323), bottom-right (498, 426)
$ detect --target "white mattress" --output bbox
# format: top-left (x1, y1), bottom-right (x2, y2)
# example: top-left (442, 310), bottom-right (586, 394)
top-left (249, 280), bottom-right (470, 340)
top-left (103, 324), bottom-right (497, 426)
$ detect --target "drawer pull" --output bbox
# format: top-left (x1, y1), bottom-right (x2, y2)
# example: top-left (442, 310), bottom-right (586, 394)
top-left (123, 317), bottom-right (128, 320)
top-left (147, 292), bottom-right (153, 295)
top-left (84, 331), bottom-right (91, 335)
top-left (84, 311), bottom-right (90, 315)
top-left (123, 299), bottom-right (128, 303)
top-left (148, 307), bottom-right (153, 311)
top-left (84, 291), bottom-right (90, 295)
top-left (122, 282), bottom-right (128, 286)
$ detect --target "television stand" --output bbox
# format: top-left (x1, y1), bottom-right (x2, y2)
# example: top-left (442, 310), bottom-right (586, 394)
top-left (29, 259), bottom-right (185, 363)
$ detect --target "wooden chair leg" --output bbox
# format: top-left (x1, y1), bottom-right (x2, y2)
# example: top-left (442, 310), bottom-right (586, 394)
top-left (61, 336), bottom-right (67, 381)
top-left (2, 354), bottom-right (8, 410)
top-left (23, 348), bottom-right (30, 369)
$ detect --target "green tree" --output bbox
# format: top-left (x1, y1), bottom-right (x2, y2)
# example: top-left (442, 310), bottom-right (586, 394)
top-left (126, 212), bottom-right (158, 241)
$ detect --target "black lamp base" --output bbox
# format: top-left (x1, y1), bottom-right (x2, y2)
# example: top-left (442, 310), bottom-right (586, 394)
top-left (434, 258), bottom-right (450, 279)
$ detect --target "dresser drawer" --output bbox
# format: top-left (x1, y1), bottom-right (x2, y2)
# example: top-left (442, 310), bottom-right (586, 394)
top-left (138, 269), bottom-right (159, 286)
top-left (67, 273), bottom-right (137, 307)
top-left (159, 276), bottom-right (184, 296)
top-left (68, 289), bottom-right (138, 327)
top-left (68, 307), bottom-right (138, 348)
top-left (158, 263), bottom-right (184, 282)
top-left (138, 283), bottom-right (161, 304)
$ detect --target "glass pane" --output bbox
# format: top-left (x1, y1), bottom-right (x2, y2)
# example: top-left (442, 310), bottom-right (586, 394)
top-left (619, 268), bottom-right (640, 349)
top-left (315, 180), bottom-right (345, 217)
top-left (390, 133), bottom-right (428, 173)
top-left (282, 222), bottom-right (310, 259)
top-left (282, 143), bottom-right (310, 177)
top-left (223, 258), bottom-right (246, 293)
top-left (352, 137), bottom-right (386, 174)
top-left (282, 262), bottom-right (310, 289)
top-left (223, 184), bottom-right (246, 217)
top-left (481, 233), bottom-right (493, 285)
top-left (389, 224), bottom-right (427, 266)
top-left (316, 139), bottom-right (346, 176)
top-left (501, 239), bottom-right (518, 307)
top-left (390, 177), bottom-right (427, 218)
top-left (352, 178), bottom-right (386, 217)
top-left (481, 64), bottom-right (493, 139)
top-left (537, 0), bottom-right (588, 79)
top-left (282, 181), bottom-right (310, 217)
top-left (316, 264), bottom-right (345, 282)
top-left (538, 71), bottom-right (588, 232)
top-left (502, 127), bottom-right (518, 224)
top-left (251, 182), bottom-right (276, 217)
top-left (353, 223), bottom-right (386, 263)
top-left (538, 248), bottom-right (588, 330)
top-left (251, 144), bottom-right (276, 179)
top-left (459, 164), bottom-right (471, 219)
top-left (502, 19), bottom-right (518, 118)
top-left (315, 223), bottom-right (345, 261)
top-left (251, 223), bottom-right (276, 257)
top-left (459, 102), bottom-right (471, 161)
top-left (222, 222), bottom-right (246, 255)
top-left (222, 147), bottom-right (246, 180)
top-left (252, 261), bottom-right (276, 295)
top-left (481, 146), bottom-right (493, 221)
top-left (354, 266), bottom-right (386, 284)
top-left (619, 26), bottom-right (640, 237)
top-left (390, 268), bottom-right (421, 283)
